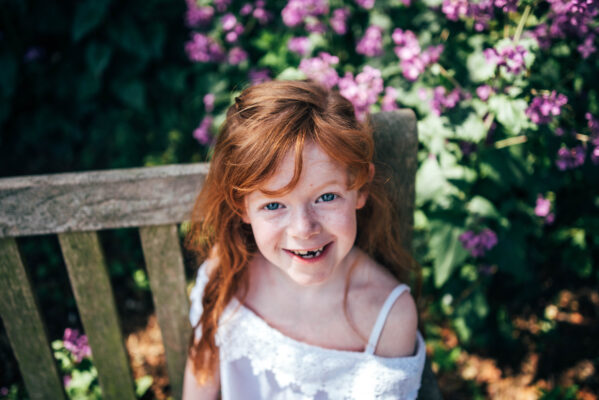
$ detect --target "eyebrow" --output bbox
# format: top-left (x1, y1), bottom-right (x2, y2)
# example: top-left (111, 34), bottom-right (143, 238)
top-left (258, 178), bottom-right (346, 196)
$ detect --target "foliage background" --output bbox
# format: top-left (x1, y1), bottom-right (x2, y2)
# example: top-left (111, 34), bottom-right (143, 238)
top-left (1, 0), bottom-right (598, 398)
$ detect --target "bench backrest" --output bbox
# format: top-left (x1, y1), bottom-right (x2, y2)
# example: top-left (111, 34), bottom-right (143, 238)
top-left (0, 110), bottom-right (437, 400)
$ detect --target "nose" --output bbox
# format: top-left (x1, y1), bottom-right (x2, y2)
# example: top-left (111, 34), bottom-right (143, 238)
top-left (288, 207), bottom-right (321, 239)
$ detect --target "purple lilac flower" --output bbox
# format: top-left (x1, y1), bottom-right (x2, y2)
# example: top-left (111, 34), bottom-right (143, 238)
top-left (288, 37), bottom-right (311, 56)
top-left (430, 86), bottom-right (462, 116)
top-left (203, 94), bottom-right (215, 113)
top-left (282, 0), bottom-right (328, 28)
top-left (249, 68), bottom-right (271, 84)
top-left (494, 0), bottom-right (518, 12)
top-left (459, 228), bottom-right (498, 258)
top-left (338, 66), bottom-right (384, 121)
top-left (0, 387), bottom-right (9, 396)
top-left (356, 0), bottom-right (375, 9)
top-left (194, 116), bottom-right (214, 145)
top-left (330, 8), bottom-right (350, 34)
top-left (356, 26), bottom-right (384, 57)
top-left (535, 194), bottom-right (555, 224)
top-left (63, 375), bottom-right (72, 387)
top-left (484, 43), bottom-right (528, 75)
top-left (421, 45), bottom-right (444, 65)
top-left (526, 91), bottom-right (568, 124)
top-left (240, 3), bottom-right (253, 15)
top-left (470, 0), bottom-right (495, 31)
top-left (253, 6), bottom-right (272, 24)
top-left (476, 85), bottom-right (494, 101)
top-left (305, 19), bottom-right (327, 34)
top-left (221, 13), bottom-right (237, 30)
top-left (186, 0), bottom-right (214, 26)
top-left (392, 29), bottom-right (442, 81)
top-left (214, 0), bottom-right (231, 12)
top-left (556, 146), bottom-right (585, 170)
top-left (578, 34), bottom-right (597, 59)
top-left (381, 86), bottom-right (399, 111)
top-left (392, 29), bottom-right (421, 60)
top-left (228, 47), bottom-right (248, 65)
top-left (442, 0), bottom-right (469, 21)
top-left (299, 52), bottom-right (339, 89)
top-left (585, 112), bottom-right (599, 165)
top-left (63, 328), bottom-right (92, 363)
top-left (185, 33), bottom-right (224, 63)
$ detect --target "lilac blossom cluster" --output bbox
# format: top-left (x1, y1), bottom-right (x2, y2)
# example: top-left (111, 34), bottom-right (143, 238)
top-left (441, 0), bottom-right (517, 31)
top-left (240, 0), bottom-right (272, 24)
top-left (392, 28), bottom-right (444, 81)
top-left (535, 194), bottom-right (555, 224)
top-left (422, 86), bottom-right (464, 116)
top-left (288, 37), bottom-right (311, 56)
top-left (532, 0), bottom-right (598, 58)
top-left (356, 26), bottom-right (384, 57)
top-left (63, 328), bottom-right (92, 363)
top-left (186, 0), bottom-right (215, 27)
top-left (282, 0), bottom-right (328, 31)
top-left (221, 13), bottom-right (244, 43)
top-left (483, 42), bottom-right (528, 76)
top-left (459, 228), bottom-right (498, 258)
top-left (330, 8), bottom-right (350, 35)
top-left (587, 113), bottom-right (599, 165)
top-left (338, 66), bottom-right (384, 121)
top-left (185, 33), bottom-right (224, 63)
top-left (526, 91), bottom-right (568, 124)
top-left (299, 52), bottom-right (340, 89)
top-left (194, 94), bottom-right (216, 145)
top-left (381, 86), bottom-right (399, 111)
top-left (555, 145), bottom-right (585, 170)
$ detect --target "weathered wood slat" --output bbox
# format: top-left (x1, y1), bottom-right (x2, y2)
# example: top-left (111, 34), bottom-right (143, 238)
top-left (58, 232), bottom-right (136, 400)
top-left (0, 238), bottom-right (66, 400)
top-left (371, 109), bottom-right (419, 250)
top-left (139, 224), bottom-right (191, 400)
top-left (0, 163), bottom-right (209, 238)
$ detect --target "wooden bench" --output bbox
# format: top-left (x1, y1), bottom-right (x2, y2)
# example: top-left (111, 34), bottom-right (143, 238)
top-left (0, 111), bottom-right (442, 400)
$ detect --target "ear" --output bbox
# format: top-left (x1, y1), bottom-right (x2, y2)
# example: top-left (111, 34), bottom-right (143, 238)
top-left (356, 163), bottom-right (375, 210)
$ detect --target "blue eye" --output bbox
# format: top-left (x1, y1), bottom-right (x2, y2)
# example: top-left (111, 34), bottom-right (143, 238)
top-left (264, 202), bottom-right (282, 211)
top-left (318, 193), bottom-right (337, 202)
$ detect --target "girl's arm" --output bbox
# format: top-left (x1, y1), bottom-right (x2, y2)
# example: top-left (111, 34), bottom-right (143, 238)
top-left (182, 355), bottom-right (220, 399)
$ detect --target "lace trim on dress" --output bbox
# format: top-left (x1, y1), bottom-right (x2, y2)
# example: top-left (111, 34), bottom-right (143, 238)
top-left (190, 265), bottom-right (426, 399)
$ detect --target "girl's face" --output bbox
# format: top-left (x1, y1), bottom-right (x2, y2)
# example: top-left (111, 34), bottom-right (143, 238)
top-left (242, 141), bottom-right (368, 286)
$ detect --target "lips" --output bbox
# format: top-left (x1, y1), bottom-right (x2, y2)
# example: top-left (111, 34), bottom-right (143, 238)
top-left (285, 243), bottom-right (330, 260)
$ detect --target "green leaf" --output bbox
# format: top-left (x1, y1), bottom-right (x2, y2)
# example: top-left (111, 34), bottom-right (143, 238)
top-left (417, 114), bottom-right (453, 154)
top-left (466, 196), bottom-right (499, 218)
top-left (416, 155), bottom-right (452, 206)
top-left (135, 375), bottom-right (153, 397)
top-left (467, 50), bottom-right (496, 82)
top-left (488, 94), bottom-right (530, 135)
top-left (455, 113), bottom-right (487, 142)
top-left (429, 221), bottom-right (469, 287)
top-left (86, 42), bottom-right (112, 77)
top-left (72, 0), bottom-right (111, 41)
top-left (111, 80), bottom-right (146, 111)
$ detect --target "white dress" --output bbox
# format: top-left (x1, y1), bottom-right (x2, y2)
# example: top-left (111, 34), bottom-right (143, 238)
top-left (189, 264), bottom-right (426, 399)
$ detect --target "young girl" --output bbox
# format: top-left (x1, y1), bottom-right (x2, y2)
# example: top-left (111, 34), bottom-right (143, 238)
top-left (183, 80), bottom-right (425, 399)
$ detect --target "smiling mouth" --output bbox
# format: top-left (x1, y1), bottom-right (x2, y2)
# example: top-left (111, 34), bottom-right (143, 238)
top-left (287, 244), bottom-right (327, 259)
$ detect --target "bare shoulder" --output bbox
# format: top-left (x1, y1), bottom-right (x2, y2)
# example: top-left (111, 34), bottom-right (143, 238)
top-left (353, 253), bottom-right (418, 358)
top-left (374, 287), bottom-right (418, 357)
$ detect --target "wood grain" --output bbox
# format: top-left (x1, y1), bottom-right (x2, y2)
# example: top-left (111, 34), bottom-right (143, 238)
top-left (139, 224), bottom-right (191, 400)
top-left (0, 163), bottom-right (209, 238)
top-left (58, 231), bottom-right (136, 400)
top-left (0, 238), bottom-right (66, 400)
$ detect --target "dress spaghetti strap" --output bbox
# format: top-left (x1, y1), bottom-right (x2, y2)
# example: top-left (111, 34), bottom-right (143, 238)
top-left (365, 284), bottom-right (410, 355)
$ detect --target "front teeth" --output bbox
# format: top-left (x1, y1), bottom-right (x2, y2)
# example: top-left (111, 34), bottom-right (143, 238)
top-left (291, 246), bottom-right (324, 258)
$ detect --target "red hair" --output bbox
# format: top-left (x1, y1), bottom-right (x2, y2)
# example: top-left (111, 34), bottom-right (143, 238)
top-left (186, 80), bottom-right (415, 382)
